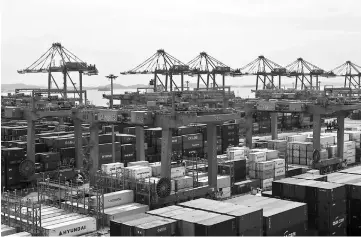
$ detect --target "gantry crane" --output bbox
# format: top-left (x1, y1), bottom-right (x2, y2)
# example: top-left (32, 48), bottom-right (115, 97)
top-left (187, 52), bottom-right (232, 91)
top-left (329, 61), bottom-right (361, 89)
top-left (120, 49), bottom-right (189, 92)
top-left (236, 55), bottom-right (287, 90)
top-left (17, 43), bottom-right (98, 104)
top-left (285, 58), bottom-right (329, 90)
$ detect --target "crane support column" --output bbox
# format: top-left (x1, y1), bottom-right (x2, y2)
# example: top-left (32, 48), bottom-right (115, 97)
top-left (48, 71), bottom-right (51, 97)
top-left (154, 73), bottom-right (157, 92)
top-left (207, 123), bottom-right (217, 189)
top-left (337, 113), bottom-right (345, 159)
top-left (271, 112), bottom-right (278, 140)
top-left (181, 73), bottom-right (184, 91)
top-left (245, 113), bottom-right (253, 148)
top-left (312, 113), bottom-right (322, 151)
top-left (74, 118), bottom-right (83, 169)
top-left (63, 71), bottom-right (67, 99)
top-left (161, 127), bottom-right (172, 178)
top-left (89, 123), bottom-right (99, 177)
top-left (27, 120), bottom-right (36, 163)
top-left (135, 126), bottom-right (145, 161)
top-left (79, 72), bottom-right (83, 104)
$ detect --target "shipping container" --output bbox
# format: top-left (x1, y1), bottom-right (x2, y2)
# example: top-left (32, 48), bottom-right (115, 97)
top-left (90, 190), bottom-right (134, 209)
top-left (41, 217), bottom-right (96, 236)
top-left (194, 215), bottom-right (237, 236)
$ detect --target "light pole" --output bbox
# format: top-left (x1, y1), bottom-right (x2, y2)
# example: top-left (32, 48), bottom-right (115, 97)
top-left (105, 74), bottom-right (118, 109)
top-left (105, 74), bottom-right (118, 163)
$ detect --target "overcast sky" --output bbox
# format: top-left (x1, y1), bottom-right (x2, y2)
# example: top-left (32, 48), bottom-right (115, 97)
top-left (1, 0), bottom-right (361, 87)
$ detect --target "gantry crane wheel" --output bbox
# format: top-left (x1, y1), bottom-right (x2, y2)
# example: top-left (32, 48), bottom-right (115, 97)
top-left (156, 177), bottom-right (172, 198)
top-left (312, 149), bottom-right (321, 164)
top-left (19, 160), bottom-right (35, 178)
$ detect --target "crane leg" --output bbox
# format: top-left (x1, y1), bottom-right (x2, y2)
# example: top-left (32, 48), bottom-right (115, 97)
top-left (27, 119), bottom-right (36, 163)
top-left (74, 118), bottom-right (83, 169)
top-left (312, 114), bottom-right (321, 151)
top-left (161, 127), bottom-right (172, 178)
top-left (207, 123), bottom-right (217, 189)
top-left (271, 112), bottom-right (278, 140)
top-left (337, 113), bottom-right (345, 159)
top-left (245, 114), bottom-right (253, 148)
top-left (135, 126), bottom-right (145, 161)
top-left (89, 123), bottom-right (99, 180)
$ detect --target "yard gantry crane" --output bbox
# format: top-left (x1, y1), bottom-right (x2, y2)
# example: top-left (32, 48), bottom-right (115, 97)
top-left (329, 61), bottom-right (361, 89)
top-left (120, 49), bottom-right (189, 92)
top-left (236, 55), bottom-right (287, 90)
top-left (17, 43), bottom-right (98, 104)
top-left (285, 58), bottom-right (328, 90)
top-left (187, 52), bottom-right (232, 91)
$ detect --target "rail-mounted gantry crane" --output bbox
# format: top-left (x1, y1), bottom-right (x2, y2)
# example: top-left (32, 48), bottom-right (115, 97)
top-left (187, 52), bottom-right (232, 91)
top-left (329, 61), bottom-right (361, 89)
top-left (17, 43), bottom-right (98, 104)
top-left (235, 55), bottom-right (287, 91)
top-left (285, 58), bottom-right (329, 90)
top-left (120, 49), bottom-right (189, 92)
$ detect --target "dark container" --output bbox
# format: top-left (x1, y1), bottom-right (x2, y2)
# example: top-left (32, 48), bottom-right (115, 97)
top-left (116, 134), bottom-right (136, 144)
top-left (35, 162), bottom-right (44, 172)
top-left (293, 173), bottom-right (328, 182)
top-left (5, 164), bottom-right (21, 187)
top-left (308, 213), bottom-right (347, 234)
top-left (59, 147), bottom-right (75, 159)
top-left (265, 221), bottom-right (308, 236)
top-left (194, 215), bottom-right (237, 236)
top-left (38, 152), bottom-right (61, 163)
top-left (286, 167), bottom-right (303, 177)
top-left (183, 148), bottom-right (203, 157)
top-left (232, 179), bottom-right (260, 195)
top-left (133, 219), bottom-right (175, 236)
top-left (317, 183), bottom-right (346, 203)
top-left (43, 160), bottom-right (59, 171)
top-left (123, 127), bottom-right (136, 135)
top-left (35, 143), bottom-right (48, 153)
top-left (182, 133), bottom-right (203, 142)
top-left (218, 159), bottom-right (246, 182)
top-left (183, 140), bottom-right (203, 150)
top-left (176, 126), bottom-right (198, 136)
top-left (99, 143), bottom-right (122, 153)
top-left (121, 144), bottom-right (135, 153)
top-left (145, 127), bottom-right (162, 138)
top-left (147, 154), bottom-right (161, 163)
top-left (240, 227), bottom-right (263, 236)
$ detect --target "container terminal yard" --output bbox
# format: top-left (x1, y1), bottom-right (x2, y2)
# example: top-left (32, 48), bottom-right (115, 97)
top-left (1, 43), bottom-right (361, 236)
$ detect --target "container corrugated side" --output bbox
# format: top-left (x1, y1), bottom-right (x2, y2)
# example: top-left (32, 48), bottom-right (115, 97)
top-left (6, 232), bottom-right (31, 237)
top-left (104, 202), bottom-right (149, 226)
top-left (133, 218), bottom-right (176, 236)
top-left (194, 214), bottom-right (237, 236)
top-left (42, 217), bottom-right (96, 236)
top-left (90, 189), bottom-right (134, 209)
top-left (1, 226), bottom-right (16, 236)
top-left (41, 214), bottom-right (86, 228)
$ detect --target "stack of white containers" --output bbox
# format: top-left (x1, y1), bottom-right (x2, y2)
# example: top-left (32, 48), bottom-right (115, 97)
top-left (345, 131), bottom-right (361, 148)
top-left (344, 141), bottom-right (356, 164)
top-left (287, 142), bottom-right (316, 165)
top-left (264, 149), bottom-right (285, 180)
top-left (101, 162), bottom-right (124, 175)
top-left (227, 147), bottom-right (246, 160)
top-left (287, 134), bottom-right (308, 143)
top-left (248, 151), bottom-right (275, 189)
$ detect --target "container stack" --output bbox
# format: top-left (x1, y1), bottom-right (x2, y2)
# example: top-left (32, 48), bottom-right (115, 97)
top-left (1, 147), bottom-right (26, 189)
top-left (272, 178), bottom-right (348, 236)
top-left (225, 195), bottom-right (308, 236)
top-left (178, 198), bottom-right (263, 236)
top-left (287, 142), bottom-right (318, 165)
top-left (327, 167), bottom-right (361, 236)
top-left (267, 140), bottom-right (287, 154)
top-left (248, 151), bottom-right (275, 189)
top-left (182, 133), bottom-right (204, 158)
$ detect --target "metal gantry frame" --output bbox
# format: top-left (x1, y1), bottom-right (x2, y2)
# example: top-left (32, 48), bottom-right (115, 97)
top-left (285, 58), bottom-right (330, 90)
top-left (17, 43), bottom-right (98, 104)
top-left (1, 189), bottom-right (42, 236)
top-left (329, 61), bottom-right (361, 89)
top-left (120, 49), bottom-right (189, 92)
top-left (236, 55), bottom-right (288, 90)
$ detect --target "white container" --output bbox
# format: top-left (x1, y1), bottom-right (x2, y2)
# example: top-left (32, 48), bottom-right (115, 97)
top-left (104, 203), bottom-right (149, 226)
top-left (171, 166), bottom-right (186, 179)
top-left (287, 134), bottom-right (308, 143)
top-left (90, 190), bottom-right (134, 209)
top-left (216, 175), bottom-right (231, 189)
top-left (216, 187), bottom-right (231, 199)
top-left (150, 162), bottom-right (161, 176)
top-left (256, 160), bottom-right (275, 171)
top-left (1, 226), bottom-right (16, 236)
top-left (174, 176), bottom-right (193, 191)
top-left (6, 232), bottom-right (31, 237)
top-left (248, 152), bottom-right (267, 162)
top-left (260, 178), bottom-right (274, 189)
top-left (273, 158), bottom-right (285, 169)
top-left (101, 162), bottom-right (124, 174)
top-left (265, 150), bottom-right (279, 160)
top-left (42, 217), bottom-right (96, 236)
top-left (274, 167), bottom-right (286, 177)
top-left (125, 166), bottom-right (152, 180)
top-left (128, 161), bottom-right (149, 167)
